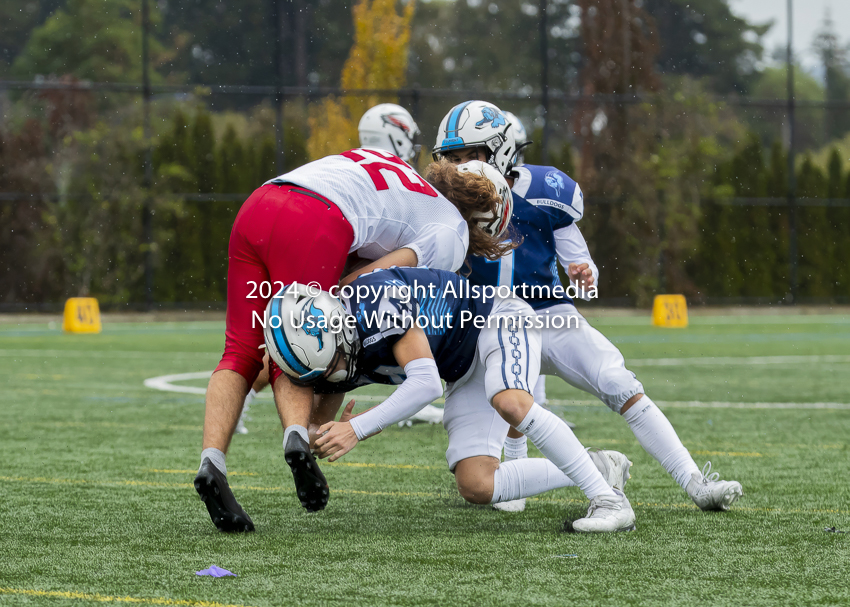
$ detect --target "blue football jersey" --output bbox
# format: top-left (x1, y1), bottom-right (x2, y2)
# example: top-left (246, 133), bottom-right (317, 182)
top-left (340, 267), bottom-right (494, 388)
top-left (463, 164), bottom-right (584, 311)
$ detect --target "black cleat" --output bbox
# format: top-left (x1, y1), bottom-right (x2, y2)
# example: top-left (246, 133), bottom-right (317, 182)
top-left (284, 433), bottom-right (329, 512)
top-left (194, 458), bottom-right (255, 532)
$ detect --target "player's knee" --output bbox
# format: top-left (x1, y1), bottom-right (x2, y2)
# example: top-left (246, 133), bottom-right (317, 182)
top-left (597, 367), bottom-right (643, 413)
top-left (454, 459), bottom-right (496, 504)
top-left (455, 475), bottom-right (493, 505)
top-left (490, 389), bottom-right (533, 427)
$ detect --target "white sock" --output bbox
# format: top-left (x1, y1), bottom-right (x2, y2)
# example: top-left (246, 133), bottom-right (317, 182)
top-left (503, 435), bottom-right (528, 461)
top-left (491, 458), bottom-right (577, 504)
top-left (283, 424), bottom-right (309, 447)
top-left (200, 447), bottom-right (226, 476)
top-left (515, 403), bottom-right (614, 499)
top-left (623, 395), bottom-right (700, 490)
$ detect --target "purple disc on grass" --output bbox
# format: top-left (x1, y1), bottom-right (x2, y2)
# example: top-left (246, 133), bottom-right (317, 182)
top-left (196, 565), bottom-right (237, 577)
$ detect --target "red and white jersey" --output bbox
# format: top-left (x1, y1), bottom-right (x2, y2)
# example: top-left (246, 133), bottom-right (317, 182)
top-left (266, 148), bottom-right (469, 272)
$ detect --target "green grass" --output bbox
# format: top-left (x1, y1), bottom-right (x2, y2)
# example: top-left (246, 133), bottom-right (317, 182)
top-left (1, 313), bottom-right (849, 606)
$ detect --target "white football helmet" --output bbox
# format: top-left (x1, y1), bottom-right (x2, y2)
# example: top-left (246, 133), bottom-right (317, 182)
top-left (358, 103), bottom-right (421, 162)
top-left (456, 160), bottom-right (514, 238)
top-left (433, 100), bottom-right (517, 176)
top-left (503, 111), bottom-right (528, 166)
top-left (264, 284), bottom-right (359, 385)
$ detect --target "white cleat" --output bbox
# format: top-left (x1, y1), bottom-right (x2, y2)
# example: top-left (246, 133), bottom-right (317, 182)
top-left (572, 489), bottom-right (636, 533)
top-left (687, 461), bottom-right (743, 511)
top-left (587, 448), bottom-right (632, 491)
top-left (492, 498), bottom-right (526, 512)
top-left (397, 404), bottom-right (444, 427)
top-left (234, 403), bottom-right (251, 435)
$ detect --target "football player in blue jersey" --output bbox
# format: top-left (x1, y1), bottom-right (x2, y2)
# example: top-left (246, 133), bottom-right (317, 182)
top-left (264, 264), bottom-right (637, 533)
top-left (432, 100), bottom-right (743, 513)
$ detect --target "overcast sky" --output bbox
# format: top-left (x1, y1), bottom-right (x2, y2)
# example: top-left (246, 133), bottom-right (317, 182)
top-left (729, 0), bottom-right (850, 71)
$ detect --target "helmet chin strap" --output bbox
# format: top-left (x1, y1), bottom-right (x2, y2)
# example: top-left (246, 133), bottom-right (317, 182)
top-left (388, 134), bottom-right (402, 159)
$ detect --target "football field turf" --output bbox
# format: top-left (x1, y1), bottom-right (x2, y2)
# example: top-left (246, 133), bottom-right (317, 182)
top-left (1, 311), bottom-right (849, 606)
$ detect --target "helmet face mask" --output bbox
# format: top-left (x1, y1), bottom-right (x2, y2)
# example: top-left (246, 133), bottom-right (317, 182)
top-left (322, 320), bottom-right (360, 384)
top-left (455, 159), bottom-right (514, 238)
top-left (358, 103), bottom-right (421, 163)
top-left (264, 285), bottom-right (360, 386)
top-left (433, 100), bottom-right (517, 176)
top-left (502, 111), bottom-right (529, 167)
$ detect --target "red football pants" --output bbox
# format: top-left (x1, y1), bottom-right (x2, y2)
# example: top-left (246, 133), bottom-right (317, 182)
top-left (214, 184), bottom-right (354, 386)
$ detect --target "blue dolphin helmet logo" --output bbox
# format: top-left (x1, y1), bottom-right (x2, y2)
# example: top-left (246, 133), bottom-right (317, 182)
top-left (302, 300), bottom-right (326, 351)
top-left (475, 106), bottom-right (506, 129)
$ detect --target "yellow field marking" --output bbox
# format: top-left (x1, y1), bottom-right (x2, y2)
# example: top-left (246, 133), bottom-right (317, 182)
top-left (324, 461), bottom-right (443, 470)
top-left (761, 442), bottom-right (846, 450)
top-left (2, 474), bottom-right (848, 515)
top-left (16, 373), bottom-right (70, 380)
top-left (0, 587), bottom-right (251, 607)
top-left (0, 475), bottom-right (186, 490)
top-left (690, 450), bottom-right (763, 458)
top-left (145, 469), bottom-right (257, 476)
top-left (49, 421), bottom-right (202, 432)
top-left (0, 475), bottom-right (91, 486)
top-left (147, 462), bottom-right (442, 474)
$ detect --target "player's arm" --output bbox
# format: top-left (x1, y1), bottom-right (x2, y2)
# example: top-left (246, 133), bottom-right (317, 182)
top-left (314, 327), bottom-right (442, 461)
top-left (340, 247), bottom-right (418, 286)
top-left (554, 224), bottom-right (599, 298)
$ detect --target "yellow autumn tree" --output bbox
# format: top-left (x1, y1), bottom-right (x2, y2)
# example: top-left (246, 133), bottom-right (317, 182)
top-left (307, 0), bottom-right (415, 160)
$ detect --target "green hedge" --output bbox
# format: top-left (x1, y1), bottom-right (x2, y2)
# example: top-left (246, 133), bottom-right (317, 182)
top-left (696, 138), bottom-right (849, 300)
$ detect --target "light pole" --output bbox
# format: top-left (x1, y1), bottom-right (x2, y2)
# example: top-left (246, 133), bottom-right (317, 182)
top-left (786, 0), bottom-right (798, 303)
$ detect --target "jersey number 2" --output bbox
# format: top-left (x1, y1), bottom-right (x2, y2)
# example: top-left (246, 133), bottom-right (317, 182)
top-left (342, 149), bottom-right (438, 198)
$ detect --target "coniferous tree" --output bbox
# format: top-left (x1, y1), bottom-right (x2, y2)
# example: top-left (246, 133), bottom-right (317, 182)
top-left (209, 125), bottom-right (246, 299)
top-left (253, 135), bottom-right (277, 187)
top-left (826, 148), bottom-right (848, 297)
top-left (840, 167), bottom-right (850, 298)
top-left (713, 161), bottom-right (744, 297)
top-left (766, 142), bottom-right (790, 297)
top-left (730, 134), bottom-right (775, 297)
top-left (189, 109), bottom-right (218, 298)
top-left (814, 12), bottom-right (850, 140)
top-left (796, 155), bottom-right (831, 297)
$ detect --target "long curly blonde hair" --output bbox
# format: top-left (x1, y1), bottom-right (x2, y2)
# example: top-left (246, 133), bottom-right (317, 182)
top-left (424, 159), bottom-right (519, 261)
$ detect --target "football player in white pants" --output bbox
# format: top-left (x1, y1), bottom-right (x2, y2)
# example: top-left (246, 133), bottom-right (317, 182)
top-left (266, 263), bottom-right (637, 533)
top-left (433, 100), bottom-right (743, 514)
top-left (504, 111), bottom-right (553, 415)
top-left (233, 102), bottom-right (443, 434)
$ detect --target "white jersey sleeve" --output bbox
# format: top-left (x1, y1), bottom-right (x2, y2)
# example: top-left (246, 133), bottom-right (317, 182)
top-left (554, 223), bottom-right (599, 298)
top-left (266, 148), bottom-right (468, 272)
top-left (406, 221), bottom-right (469, 272)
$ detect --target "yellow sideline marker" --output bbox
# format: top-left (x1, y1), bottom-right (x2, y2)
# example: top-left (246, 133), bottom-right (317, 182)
top-left (62, 297), bottom-right (102, 333)
top-left (651, 294), bottom-right (688, 328)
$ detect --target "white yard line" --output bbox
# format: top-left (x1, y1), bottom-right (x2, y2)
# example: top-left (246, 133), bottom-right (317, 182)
top-left (1, 349), bottom-right (212, 359)
top-left (587, 315), bottom-right (850, 326)
top-left (142, 371), bottom-right (850, 410)
top-left (7, 348), bottom-right (847, 366)
top-left (628, 354), bottom-right (850, 366)
top-left (142, 371), bottom-right (211, 394)
top-left (546, 399), bottom-right (850, 410)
